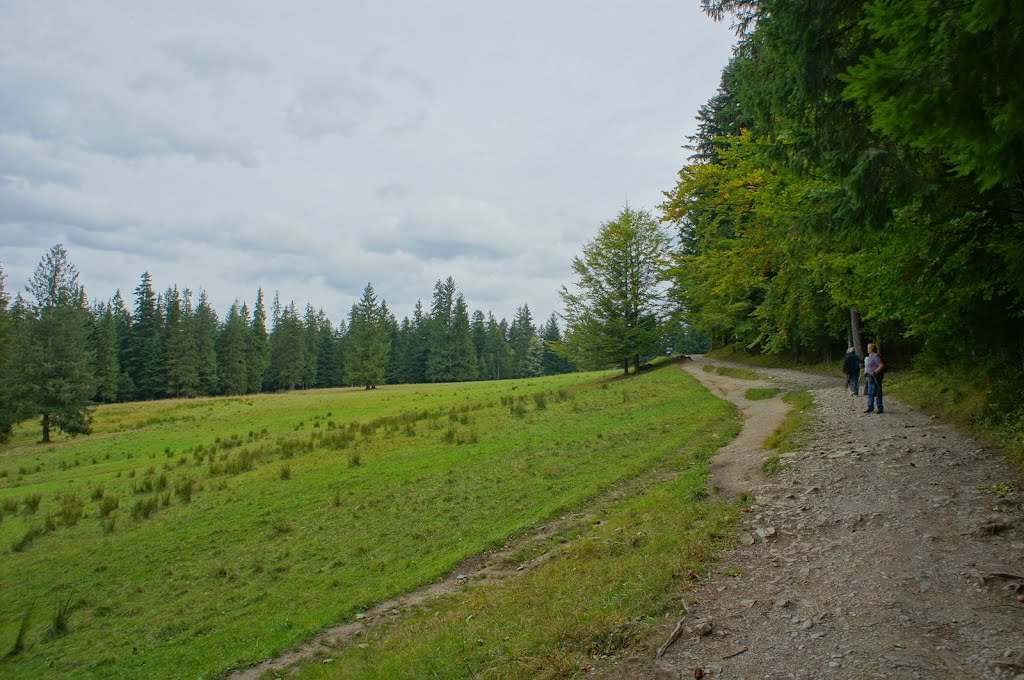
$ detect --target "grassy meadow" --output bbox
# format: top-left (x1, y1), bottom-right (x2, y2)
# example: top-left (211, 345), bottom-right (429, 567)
top-left (0, 363), bottom-right (738, 678)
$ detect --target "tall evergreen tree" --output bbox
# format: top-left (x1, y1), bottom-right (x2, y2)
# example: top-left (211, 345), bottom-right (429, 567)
top-left (508, 304), bottom-right (535, 378)
top-left (110, 290), bottom-right (134, 400)
top-left (129, 272), bottom-right (165, 399)
top-left (10, 245), bottom-right (95, 442)
top-left (247, 289), bottom-right (270, 393)
top-left (345, 283), bottom-right (391, 389)
top-left (218, 302), bottom-right (249, 395)
top-left (268, 302), bottom-right (306, 390)
top-left (425, 277), bottom-right (457, 382)
top-left (91, 302), bottom-right (121, 403)
top-left (451, 294), bottom-right (478, 381)
top-left (193, 291), bottom-right (220, 395)
top-left (541, 313), bottom-right (574, 376)
top-left (480, 313), bottom-right (512, 380)
top-left (164, 286), bottom-right (200, 397)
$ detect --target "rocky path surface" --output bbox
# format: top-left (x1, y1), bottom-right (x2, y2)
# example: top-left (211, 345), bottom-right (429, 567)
top-left (605, 357), bottom-right (1024, 679)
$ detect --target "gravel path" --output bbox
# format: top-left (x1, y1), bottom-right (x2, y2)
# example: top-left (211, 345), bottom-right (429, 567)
top-left (605, 357), bottom-right (1024, 679)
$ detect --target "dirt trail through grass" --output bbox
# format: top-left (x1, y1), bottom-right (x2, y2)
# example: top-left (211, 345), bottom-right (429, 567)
top-left (602, 358), bottom-right (1024, 679)
top-left (681, 357), bottom-right (793, 498)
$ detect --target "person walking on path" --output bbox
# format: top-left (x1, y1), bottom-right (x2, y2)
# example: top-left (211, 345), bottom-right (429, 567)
top-left (842, 347), bottom-right (861, 396)
top-left (864, 343), bottom-right (885, 413)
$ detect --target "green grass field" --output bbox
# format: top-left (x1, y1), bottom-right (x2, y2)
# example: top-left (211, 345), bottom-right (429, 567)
top-left (0, 364), bottom-right (737, 678)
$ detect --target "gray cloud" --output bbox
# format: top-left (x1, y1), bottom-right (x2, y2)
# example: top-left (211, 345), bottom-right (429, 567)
top-left (0, 0), bottom-right (736, 326)
top-left (163, 37), bottom-right (273, 79)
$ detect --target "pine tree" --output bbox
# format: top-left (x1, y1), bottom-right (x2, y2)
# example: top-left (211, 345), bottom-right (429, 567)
top-left (110, 290), bottom-right (134, 400)
top-left (508, 304), bottom-right (535, 378)
top-left (268, 302), bottom-right (306, 390)
top-left (425, 277), bottom-right (457, 382)
top-left (470, 309), bottom-right (487, 366)
top-left (164, 286), bottom-right (199, 397)
top-left (218, 302), bottom-right (249, 395)
top-left (10, 245), bottom-right (96, 442)
top-left (129, 272), bottom-right (165, 399)
top-left (92, 302), bottom-right (121, 402)
top-left (345, 283), bottom-right (391, 389)
top-left (481, 313), bottom-right (512, 380)
top-left (541, 313), bottom-right (575, 375)
top-left (451, 294), bottom-right (478, 381)
top-left (247, 289), bottom-right (270, 392)
top-left (302, 304), bottom-right (319, 389)
top-left (193, 291), bottom-right (220, 395)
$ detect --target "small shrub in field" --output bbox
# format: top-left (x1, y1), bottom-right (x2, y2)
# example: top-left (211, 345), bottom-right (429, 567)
top-left (12, 526), bottom-right (44, 552)
top-left (2, 498), bottom-right (18, 514)
top-left (99, 495), bottom-right (119, 517)
top-left (22, 493), bottom-right (42, 514)
top-left (45, 514), bottom-right (58, 531)
top-left (127, 469), bottom-right (136, 479)
top-left (442, 426), bottom-right (457, 444)
top-left (46, 593), bottom-right (74, 640)
top-left (175, 477), bottom-right (194, 503)
top-left (347, 452), bottom-right (361, 468)
top-left (556, 388), bottom-right (570, 402)
top-left (156, 473), bottom-right (168, 492)
top-left (403, 423), bottom-right (416, 437)
top-left (91, 486), bottom-right (104, 501)
top-left (0, 469), bottom-right (7, 478)
top-left (131, 497), bottom-right (158, 520)
top-left (533, 392), bottom-right (548, 410)
top-left (272, 520), bottom-right (292, 536)
top-left (280, 464), bottom-right (291, 480)
top-left (161, 492), bottom-right (171, 507)
top-left (332, 492), bottom-right (342, 507)
top-left (512, 402), bottom-right (527, 418)
top-left (59, 493), bottom-right (84, 527)
top-left (103, 516), bottom-right (116, 534)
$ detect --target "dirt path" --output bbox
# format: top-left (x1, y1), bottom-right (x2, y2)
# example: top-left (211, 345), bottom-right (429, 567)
top-left (604, 358), bottom-right (1024, 679)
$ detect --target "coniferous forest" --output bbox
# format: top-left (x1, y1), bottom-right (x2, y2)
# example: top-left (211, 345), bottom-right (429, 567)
top-left (0, 248), bottom-right (577, 443)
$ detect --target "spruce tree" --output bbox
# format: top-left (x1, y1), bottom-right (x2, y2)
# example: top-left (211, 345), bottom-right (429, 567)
top-left (164, 286), bottom-right (199, 397)
top-left (508, 304), bottom-right (535, 378)
top-left (451, 295), bottom-right (478, 381)
top-left (217, 302), bottom-right (249, 395)
top-left (193, 291), bottom-right (220, 395)
top-left (247, 289), bottom-right (270, 392)
top-left (10, 245), bottom-right (96, 442)
top-left (92, 302), bottom-right (121, 402)
top-left (345, 283), bottom-right (390, 389)
top-left (425, 277), bottom-right (457, 382)
top-left (129, 272), bottom-right (165, 399)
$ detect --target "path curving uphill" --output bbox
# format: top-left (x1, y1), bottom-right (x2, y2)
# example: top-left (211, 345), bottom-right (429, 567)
top-left (606, 357), bottom-right (1024, 679)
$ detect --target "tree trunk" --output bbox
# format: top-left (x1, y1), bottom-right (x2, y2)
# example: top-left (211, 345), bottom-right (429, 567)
top-left (622, 358), bottom-right (629, 375)
top-left (849, 309), bottom-right (864, 357)
top-left (41, 413), bottom-right (50, 443)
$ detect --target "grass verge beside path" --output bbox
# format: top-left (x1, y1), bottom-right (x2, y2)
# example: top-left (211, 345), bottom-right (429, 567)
top-left (746, 388), bottom-right (781, 401)
top-left (706, 346), bottom-right (837, 376)
top-left (702, 364), bottom-right (759, 381)
top-left (0, 365), bottom-right (738, 679)
top-left (300, 451), bottom-right (738, 679)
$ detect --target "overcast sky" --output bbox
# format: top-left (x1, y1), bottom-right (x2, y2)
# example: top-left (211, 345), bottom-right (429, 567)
top-left (0, 1), bottom-right (735, 326)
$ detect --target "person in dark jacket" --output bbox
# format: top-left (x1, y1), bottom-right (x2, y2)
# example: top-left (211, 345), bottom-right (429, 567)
top-left (842, 347), bottom-right (862, 396)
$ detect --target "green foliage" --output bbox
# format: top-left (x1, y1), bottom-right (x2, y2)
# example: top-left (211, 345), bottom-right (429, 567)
top-left (561, 205), bottom-right (672, 373)
top-left (345, 284), bottom-right (391, 389)
top-left (764, 390), bottom-right (815, 453)
top-left (745, 387), bottom-right (780, 400)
